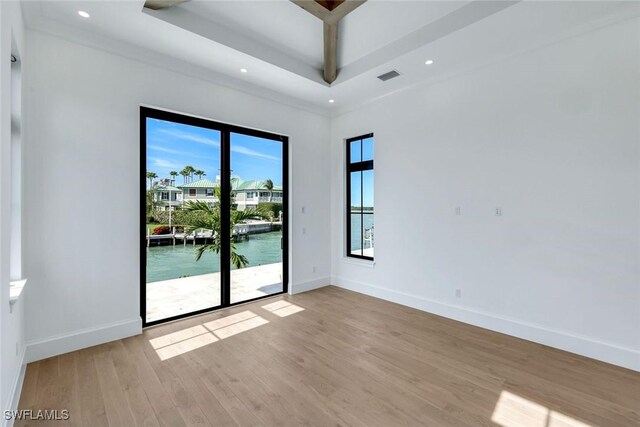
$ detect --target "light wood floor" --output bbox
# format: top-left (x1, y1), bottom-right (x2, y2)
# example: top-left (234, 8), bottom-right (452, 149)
top-left (17, 286), bottom-right (640, 426)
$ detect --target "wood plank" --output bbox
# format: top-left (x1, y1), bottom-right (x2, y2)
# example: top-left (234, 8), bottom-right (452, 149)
top-left (56, 352), bottom-right (82, 427)
top-left (290, 0), bottom-right (332, 21)
top-left (325, 0), bottom-right (367, 25)
top-left (76, 347), bottom-right (109, 427)
top-left (14, 362), bottom-right (39, 427)
top-left (323, 22), bottom-right (338, 84)
top-left (15, 287), bottom-right (640, 427)
top-left (144, 0), bottom-right (189, 11)
top-left (121, 336), bottom-right (188, 427)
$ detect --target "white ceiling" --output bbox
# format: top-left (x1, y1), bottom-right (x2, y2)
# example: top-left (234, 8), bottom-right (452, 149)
top-left (22, 1), bottom-right (640, 116)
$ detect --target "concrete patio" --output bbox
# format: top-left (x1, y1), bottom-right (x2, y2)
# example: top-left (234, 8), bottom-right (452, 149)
top-left (146, 262), bottom-right (283, 323)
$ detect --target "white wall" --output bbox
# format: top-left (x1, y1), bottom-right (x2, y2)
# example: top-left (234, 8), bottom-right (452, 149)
top-left (0, 0), bottom-right (26, 421)
top-left (330, 17), bottom-right (640, 371)
top-left (22, 30), bottom-right (331, 361)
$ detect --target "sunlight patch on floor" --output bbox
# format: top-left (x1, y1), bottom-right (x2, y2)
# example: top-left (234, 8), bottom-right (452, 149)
top-left (155, 331), bottom-right (219, 361)
top-left (212, 314), bottom-right (269, 339)
top-left (151, 310), bottom-right (267, 360)
top-left (150, 301), bottom-right (305, 361)
top-left (492, 391), bottom-right (592, 427)
top-left (261, 300), bottom-right (305, 317)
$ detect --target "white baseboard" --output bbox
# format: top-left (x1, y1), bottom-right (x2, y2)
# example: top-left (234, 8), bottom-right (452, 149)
top-left (331, 277), bottom-right (640, 372)
top-left (2, 349), bottom-right (26, 427)
top-left (290, 277), bottom-right (330, 295)
top-left (25, 317), bottom-right (142, 363)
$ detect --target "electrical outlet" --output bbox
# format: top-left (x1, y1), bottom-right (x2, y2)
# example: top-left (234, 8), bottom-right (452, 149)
top-left (312, 266), bottom-right (316, 273)
top-left (301, 206), bottom-right (306, 214)
top-left (495, 207), bottom-right (502, 216)
top-left (455, 289), bottom-right (462, 298)
top-left (455, 206), bottom-right (461, 216)
top-left (302, 227), bottom-right (306, 235)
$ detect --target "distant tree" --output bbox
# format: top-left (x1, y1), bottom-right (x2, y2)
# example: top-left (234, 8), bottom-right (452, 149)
top-left (146, 171), bottom-right (157, 189)
top-left (195, 170), bottom-right (206, 181)
top-left (146, 182), bottom-right (162, 214)
top-left (184, 166), bottom-right (196, 182)
top-left (169, 171), bottom-right (178, 185)
top-left (263, 179), bottom-right (274, 202)
top-left (180, 168), bottom-right (190, 184)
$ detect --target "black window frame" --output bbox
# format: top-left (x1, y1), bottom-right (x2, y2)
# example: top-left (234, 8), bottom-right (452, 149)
top-left (140, 106), bottom-right (289, 327)
top-left (346, 133), bottom-right (374, 261)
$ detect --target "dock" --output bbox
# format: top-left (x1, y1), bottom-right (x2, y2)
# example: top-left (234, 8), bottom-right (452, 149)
top-left (146, 220), bottom-right (282, 247)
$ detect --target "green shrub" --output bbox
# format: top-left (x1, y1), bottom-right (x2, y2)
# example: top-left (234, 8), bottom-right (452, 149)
top-left (149, 209), bottom-right (206, 225)
top-left (257, 202), bottom-right (283, 220)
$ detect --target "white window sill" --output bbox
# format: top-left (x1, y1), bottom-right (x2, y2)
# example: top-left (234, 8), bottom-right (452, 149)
top-left (342, 257), bottom-right (376, 268)
top-left (10, 279), bottom-right (27, 313)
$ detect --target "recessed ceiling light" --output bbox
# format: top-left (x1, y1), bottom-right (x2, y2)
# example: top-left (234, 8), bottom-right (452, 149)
top-left (425, 59), bottom-right (434, 65)
top-left (328, 99), bottom-right (335, 103)
top-left (240, 68), bottom-right (248, 73)
top-left (78, 10), bottom-right (90, 18)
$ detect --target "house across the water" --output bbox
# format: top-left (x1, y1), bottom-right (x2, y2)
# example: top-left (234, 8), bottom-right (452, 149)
top-left (152, 177), bottom-right (282, 211)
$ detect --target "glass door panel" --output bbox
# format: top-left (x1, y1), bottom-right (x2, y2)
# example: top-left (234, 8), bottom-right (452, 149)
top-left (144, 116), bottom-right (221, 324)
top-left (229, 133), bottom-right (284, 304)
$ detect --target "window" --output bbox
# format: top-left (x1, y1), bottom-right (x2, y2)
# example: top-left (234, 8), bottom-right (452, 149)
top-left (260, 191), bottom-right (269, 197)
top-left (10, 46), bottom-right (22, 282)
top-left (161, 192), bottom-right (169, 200)
top-left (206, 188), bottom-right (214, 197)
top-left (346, 134), bottom-right (374, 260)
top-left (141, 106), bottom-right (289, 326)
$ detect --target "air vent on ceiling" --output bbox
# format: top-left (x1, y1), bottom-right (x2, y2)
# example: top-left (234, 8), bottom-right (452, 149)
top-left (377, 70), bottom-right (401, 81)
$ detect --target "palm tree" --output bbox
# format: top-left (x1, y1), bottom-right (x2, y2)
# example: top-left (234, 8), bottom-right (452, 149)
top-left (195, 170), bottom-right (206, 181)
top-left (145, 181), bottom-right (162, 214)
top-left (263, 179), bottom-right (274, 202)
top-left (184, 166), bottom-right (196, 183)
top-left (180, 168), bottom-right (190, 184)
top-left (146, 171), bottom-right (157, 189)
top-left (169, 171), bottom-right (178, 185)
top-left (183, 197), bottom-right (268, 269)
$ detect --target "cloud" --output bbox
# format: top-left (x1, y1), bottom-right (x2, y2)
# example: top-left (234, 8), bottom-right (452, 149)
top-left (157, 128), bottom-right (220, 147)
top-left (148, 145), bottom-right (189, 155)
top-left (151, 157), bottom-right (183, 170)
top-left (232, 145), bottom-right (279, 161)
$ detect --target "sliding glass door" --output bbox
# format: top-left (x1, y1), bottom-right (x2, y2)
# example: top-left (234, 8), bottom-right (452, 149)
top-left (230, 133), bottom-right (284, 304)
top-left (141, 107), bottom-right (288, 327)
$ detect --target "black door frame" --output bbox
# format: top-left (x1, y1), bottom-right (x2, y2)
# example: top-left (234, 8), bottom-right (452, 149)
top-left (140, 106), bottom-right (289, 327)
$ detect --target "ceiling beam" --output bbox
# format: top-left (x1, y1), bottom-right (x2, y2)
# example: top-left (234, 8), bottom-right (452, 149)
top-left (291, 0), bottom-right (367, 84)
top-left (325, 0), bottom-right (366, 25)
top-left (144, 0), bottom-right (189, 11)
top-left (315, 1), bottom-right (346, 11)
top-left (323, 22), bottom-right (338, 84)
top-left (290, 0), bottom-right (331, 21)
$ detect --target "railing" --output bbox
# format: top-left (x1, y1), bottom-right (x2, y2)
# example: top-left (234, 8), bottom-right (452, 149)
top-left (258, 197), bottom-right (282, 203)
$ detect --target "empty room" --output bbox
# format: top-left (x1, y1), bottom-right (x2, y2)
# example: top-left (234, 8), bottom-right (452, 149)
top-left (0, 0), bottom-right (639, 425)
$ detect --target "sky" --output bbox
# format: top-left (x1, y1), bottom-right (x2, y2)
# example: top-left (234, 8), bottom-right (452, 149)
top-left (146, 117), bottom-right (374, 208)
top-left (350, 137), bottom-right (374, 208)
top-left (146, 118), bottom-right (283, 186)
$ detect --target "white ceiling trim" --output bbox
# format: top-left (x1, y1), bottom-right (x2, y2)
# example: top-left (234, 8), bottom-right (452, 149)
top-left (143, 0), bottom-right (518, 87)
top-left (331, 5), bottom-right (640, 118)
top-left (334, 0), bottom-right (518, 84)
top-left (143, 5), bottom-right (329, 86)
top-left (21, 7), bottom-right (331, 117)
